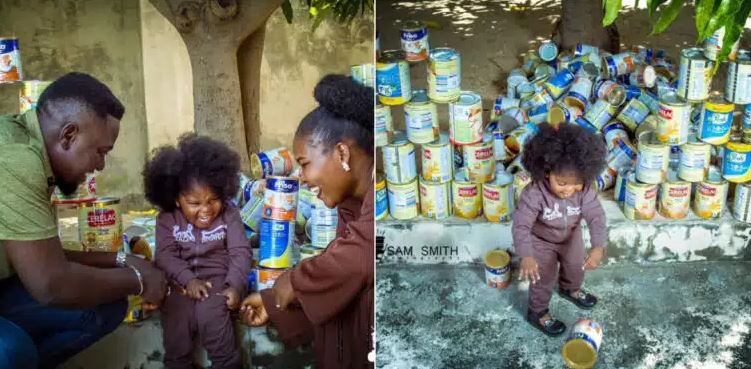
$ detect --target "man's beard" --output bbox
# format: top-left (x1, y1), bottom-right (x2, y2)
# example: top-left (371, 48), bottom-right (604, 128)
top-left (56, 179), bottom-right (80, 196)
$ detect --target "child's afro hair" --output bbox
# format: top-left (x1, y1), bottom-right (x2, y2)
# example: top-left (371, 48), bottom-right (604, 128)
top-left (521, 122), bottom-right (607, 184)
top-left (143, 133), bottom-right (241, 212)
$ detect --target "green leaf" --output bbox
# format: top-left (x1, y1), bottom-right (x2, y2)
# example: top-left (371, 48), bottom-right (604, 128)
top-left (311, 5), bottom-right (332, 31)
top-left (647, 0), bottom-right (668, 17)
top-left (702, 0), bottom-right (741, 43)
top-left (714, 0), bottom-right (751, 72)
top-left (650, 0), bottom-right (684, 35)
top-left (281, 0), bottom-right (294, 23)
top-left (603, 0), bottom-right (623, 26)
top-left (694, 0), bottom-right (717, 42)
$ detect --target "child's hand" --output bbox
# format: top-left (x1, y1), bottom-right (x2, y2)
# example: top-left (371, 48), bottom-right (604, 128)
top-left (519, 256), bottom-right (541, 284)
top-left (221, 287), bottom-right (240, 310)
top-left (240, 293), bottom-right (269, 327)
top-left (584, 247), bottom-right (605, 270)
top-left (186, 279), bottom-right (213, 301)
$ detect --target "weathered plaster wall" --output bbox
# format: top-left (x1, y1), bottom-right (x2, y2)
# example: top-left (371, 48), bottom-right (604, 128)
top-left (0, 0), bottom-right (148, 203)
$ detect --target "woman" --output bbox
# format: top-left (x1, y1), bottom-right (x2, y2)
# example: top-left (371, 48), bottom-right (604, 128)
top-left (240, 74), bottom-right (374, 369)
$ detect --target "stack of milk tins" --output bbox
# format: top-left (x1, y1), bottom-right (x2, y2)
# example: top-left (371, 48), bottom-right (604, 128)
top-left (375, 22), bottom-right (751, 225)
top-left (375, 21), bottom-right (516, 223)
top-left (233, 147), bottom-right (338, 291)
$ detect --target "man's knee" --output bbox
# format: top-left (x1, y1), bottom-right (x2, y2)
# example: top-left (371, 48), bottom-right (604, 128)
top-left (88, 298), bottom-right (127, 338)
top-left (0, 318), bottom-right (39, 369)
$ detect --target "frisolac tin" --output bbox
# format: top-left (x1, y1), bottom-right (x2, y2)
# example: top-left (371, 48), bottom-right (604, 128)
top-left (602, 122), bottom-right (630, 151)
top-left (656, 92), bottom-right (691, 145)
top-left (732, 182), bottom-right (751, 223)
top-left (377, 50), bottom-right (412, 105)
top-left (428, 47), bottom-right (461, 103)
top-left (616, 98), bottom-right (650, 132)
top-left (419, 177), bottom-right (451, 219)
top-left (679, 140), bottom-right (711, 182)
top-left (603, 52), bottom-right (637, 78)
top-left (606, 137), bottom-right (638, 174)
top-left (614, 167), bottom-right (635, 206)
top-left (405, 90), bottom-right (439, 144)
top-left (722, 142), bottom-right (751, 183)
top-left (463, 139), bottom-right (495, 183)
top-left (259, 219), bottom-right (294, 268)
top-left (383, 141), bottom-right (417, 184)
top-left (677, 48), bottom-right (712, 102)
top-left (452, 171), bottom-right (482, 219)
top-left (725, 50), bottom-right (751, 105)
top-left (375, 103), bottom-right (393, 147)
top-left (0, 38), bottom-right (22, 83)
top-left (484, 249), bottom-right (511, 288)
top-left (240, 180), bottom-right (265, 232)
top-left (449, 91), bottom-right (484, 145)
top-left (694, 167), bottom-right (728, 219)
top-left (659, 171), bottom-right (691, 219)
top-left (263, 177), bottom-right (299, 221)
top-left (565, 76), bottom-right (593, 111)
top-left (78, 197), bottom-right (123, 252)
top-left (400, 20), bottom-right (429, 62)
top-left (584, 99), bottom-right (617, 131)
top-left (376, 174), bottom-right (389, 220)
top-left (624, 179), bottom-right (658, 220)
top-left (636, 133), bottom-right (669, 184)
top-left (483, 179), bottom-right (514, 222)
top-left (561, 319), bottom-right (604, 369)
top-left (250, 147), bottom-right (294, 179)
top-left (387, 179), bottom-right (419, 220)
top-left (698, 94), bottom-right (735, 145)
top-left (544, 68), bottom-right (575, 99)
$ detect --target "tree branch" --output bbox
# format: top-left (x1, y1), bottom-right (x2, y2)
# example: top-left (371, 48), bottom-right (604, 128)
top-left (148, 0), bottom-right (179, 28)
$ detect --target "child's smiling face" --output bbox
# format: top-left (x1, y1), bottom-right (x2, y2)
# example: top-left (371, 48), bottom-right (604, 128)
top-left (176, 181), bottom-right (223, 229)
top-left (547, 171), bottom-right (584, 199)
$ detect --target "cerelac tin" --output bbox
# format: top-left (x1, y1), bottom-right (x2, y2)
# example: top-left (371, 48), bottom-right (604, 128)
top-left (263, 177), bottom-right (299, 221)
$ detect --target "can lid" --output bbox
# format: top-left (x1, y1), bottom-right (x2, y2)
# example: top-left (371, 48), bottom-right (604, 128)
top-left (379, 50), bottom-right (406, 64)
top-left (484, 249), bottom-right (510, 269)
top-left (641, 65), bottom-right (657, 87)
top-left (408, 89), bottom-right (430, 104)
top-left (429, 47), bottom-right (458, 62)
top-left (400, 20), bottom-right (424, 31)
top-left (561, 339), bottom-right (598, 369)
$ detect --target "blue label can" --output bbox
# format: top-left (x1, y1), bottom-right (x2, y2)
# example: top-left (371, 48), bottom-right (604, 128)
top-left (377, 50), bottom-right (412, 105)
top-left (545, 69), bottom-right (575, 99)
top-left (259, 219), bottom-right (294, 268)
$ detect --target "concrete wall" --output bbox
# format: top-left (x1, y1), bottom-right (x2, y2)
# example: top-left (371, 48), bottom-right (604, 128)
top-left (0, 0), bottom-right (148, 203)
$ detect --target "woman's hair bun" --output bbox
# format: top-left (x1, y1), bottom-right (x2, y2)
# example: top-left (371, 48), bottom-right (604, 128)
top-left (313, 74), bottom-right (373, 128)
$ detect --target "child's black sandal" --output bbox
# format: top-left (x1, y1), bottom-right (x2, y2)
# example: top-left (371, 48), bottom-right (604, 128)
top-left (526, 309), bottom-right (566, 337)
top-left (559, 288), bottom-right (598, 309)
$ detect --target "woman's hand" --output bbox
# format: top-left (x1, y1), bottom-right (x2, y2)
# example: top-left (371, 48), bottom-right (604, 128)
top-left (272, 270), bottom-right (296, 310)
top-left (240, 293), bottom-right (269, 327)
top-left (519, 256), bottom-right (541, 284)
top-left (584, 247), bottom-right (605, 270)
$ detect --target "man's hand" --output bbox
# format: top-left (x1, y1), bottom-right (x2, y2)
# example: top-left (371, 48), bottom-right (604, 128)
top-left (221, 287), bottom-right (241, 310)
top-left (240, 293), bottom-right (269, 327)
top-left (584, 247), bottom-right (605, 270)
top-left (139, 264), bottom-right (168, 306)
top-left (186, 279), bottom-right (212, 301)
top-left (519, 256), bottom-right (541, 284)
top-left (272, 271), bottom-right (296, 311)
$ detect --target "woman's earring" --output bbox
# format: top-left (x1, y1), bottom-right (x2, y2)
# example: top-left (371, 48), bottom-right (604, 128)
top-left (342, 162), bottom-right (351, 172)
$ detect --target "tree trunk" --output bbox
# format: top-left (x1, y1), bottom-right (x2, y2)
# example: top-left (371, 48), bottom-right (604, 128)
top-left (238, 23), bottom-right (267, 155)
top-left (149, 0), bottom-right (283, 172)
top-left (554, 0), bottom-right (620, 54)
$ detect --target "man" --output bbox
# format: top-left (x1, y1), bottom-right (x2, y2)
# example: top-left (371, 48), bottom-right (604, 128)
top-left (0, 72), bottom-right (168, 369)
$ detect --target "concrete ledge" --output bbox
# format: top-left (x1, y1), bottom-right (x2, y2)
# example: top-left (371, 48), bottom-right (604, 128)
top-left (377, 192), bottom-right (751, 264)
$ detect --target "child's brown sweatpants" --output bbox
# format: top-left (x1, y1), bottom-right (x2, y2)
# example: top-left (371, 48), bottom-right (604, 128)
top-left (528, 226), bottom-right (586, 314)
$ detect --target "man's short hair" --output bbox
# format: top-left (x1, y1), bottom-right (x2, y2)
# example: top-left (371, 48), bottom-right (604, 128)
top-left (37, 72), bottom-right (125, 120)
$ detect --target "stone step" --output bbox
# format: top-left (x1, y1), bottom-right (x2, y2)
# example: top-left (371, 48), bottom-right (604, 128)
top-left (377, 193), bottom-right (751, 264)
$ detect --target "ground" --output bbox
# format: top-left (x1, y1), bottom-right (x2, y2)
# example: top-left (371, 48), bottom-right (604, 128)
top-left (376, 262), bottom-right (751, 369)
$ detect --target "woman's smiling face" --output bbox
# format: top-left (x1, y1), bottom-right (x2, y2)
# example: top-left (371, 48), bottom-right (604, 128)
top-left (293, 136), bottom-right (351, 209)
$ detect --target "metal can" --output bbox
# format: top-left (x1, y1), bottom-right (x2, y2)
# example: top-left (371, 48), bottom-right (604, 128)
top-left (628, 64), bottom-right (657, 88)
top-left (428, 47), bottom-right (461, 103)
top-left (405, 90), bottom-right (439, 144)
top-left (350, 63), bottom-right (374, 88)
top-left (506, 69), bottom-right (528, 99)
top-left (387, 179), bottom-right (419, 220)
top-left (78, 197), bottom-right (123, 252)
top-left (0, 38), bottom-right (22, 83)
top-left (257, 267), bottom-right (286, 291)
top-left (263, 177), bottom-right (299, 221)
top-left (308, 201), bottom-right (337, 247)
top-left (376, 174), bottom-right (389, 221)
top-left (604, 52), bottom-right (637, 78)
top-left (564, 76), bottom-right (593, 111)
top-left (575, 43), bottom-right (599, 57)
top-left (595, 168), bottom-right (616, 192)
top-left (694, 167), bottom-right (728, 219)
top-left (250, 147), bottom-right (294, 179)
top-left (419, 177), bottom-right (451, 219)
top-left (422, 134), bottom-right (453, 182)
top-left (484, 249), bottom-right (511, 288)
top-left (383, 141), bottom-right (417, 184)
top-left (677, 48), bottom-right (712, 102)
top-left (492, 129), bottom-right (508, 162)
top-left (594, 80), bottom-right (626, 107)
top-left (449, 91), bottom-right (484, 145)
top-left (483, 180), bottom-right (514, 222)
top-left (492, 96), bottom-right (522, 122)
top-left (722, 142), bottom-right (751, 183)
top-left (659, 171), bottom-right (691, 219)
top-left (602, 122), bottom-right (630, 151)
top-left (732, 182), bottom-right (751, 223)
top-left (259, 219), bottom-right (294, 268)
top-left (505, 122), bottom-right (540, 156)
top-left (704, 26), bottom-right (740, 61)
top-left (300, 244), bottom-right (324, 261)
top-left (616, 98), bottom-right (650, 131)
top-left (544, 68), bottom-right (575, 99)
top-left (240, 179), bottom-right (265, 232)
top-left (656, 92), bottom-right (691, 145)
top-left (19, 80), bottom-right (51, 113)
top-left (561, 319), bottom-right (604, 369)
top-left (377, 50), bottom-right (412, 105)
top-left (698, 94), bottom-right (735, 145)
top-left (606, 137), bottom-right (637, 173)
top-left (375, 103), bottom-right (393, 147)
top-left (744, 105), bottom-right (751, 144)
top-left (538, 41), bottom-right (558, 62)
top-left (638, 90), bottom-right (661, 115)
top-left (614, 167), bottom-right (635, 206)
top-left (678, 140), bottom-right (711, 182)
top-left (512, 170), bottom-right (532, 204)
top-left (624, 179), bottom-right (658, 220)
top-left (636, 133), bottom-right (670, 184)
top-left (548, 102), bottom-right (582, 126)
top-left (463, 140), bottom-right (495, 183)
top-left (584, 99), bottom-right (617, 131)
top-left (400, 20), bottom-right (429, 62)
top-left (452, 171), bottom-right (482, 219)
top-left (574, 117), bottom-right (599, 135)
top-left (725, 50), bottom-right (751, 105)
